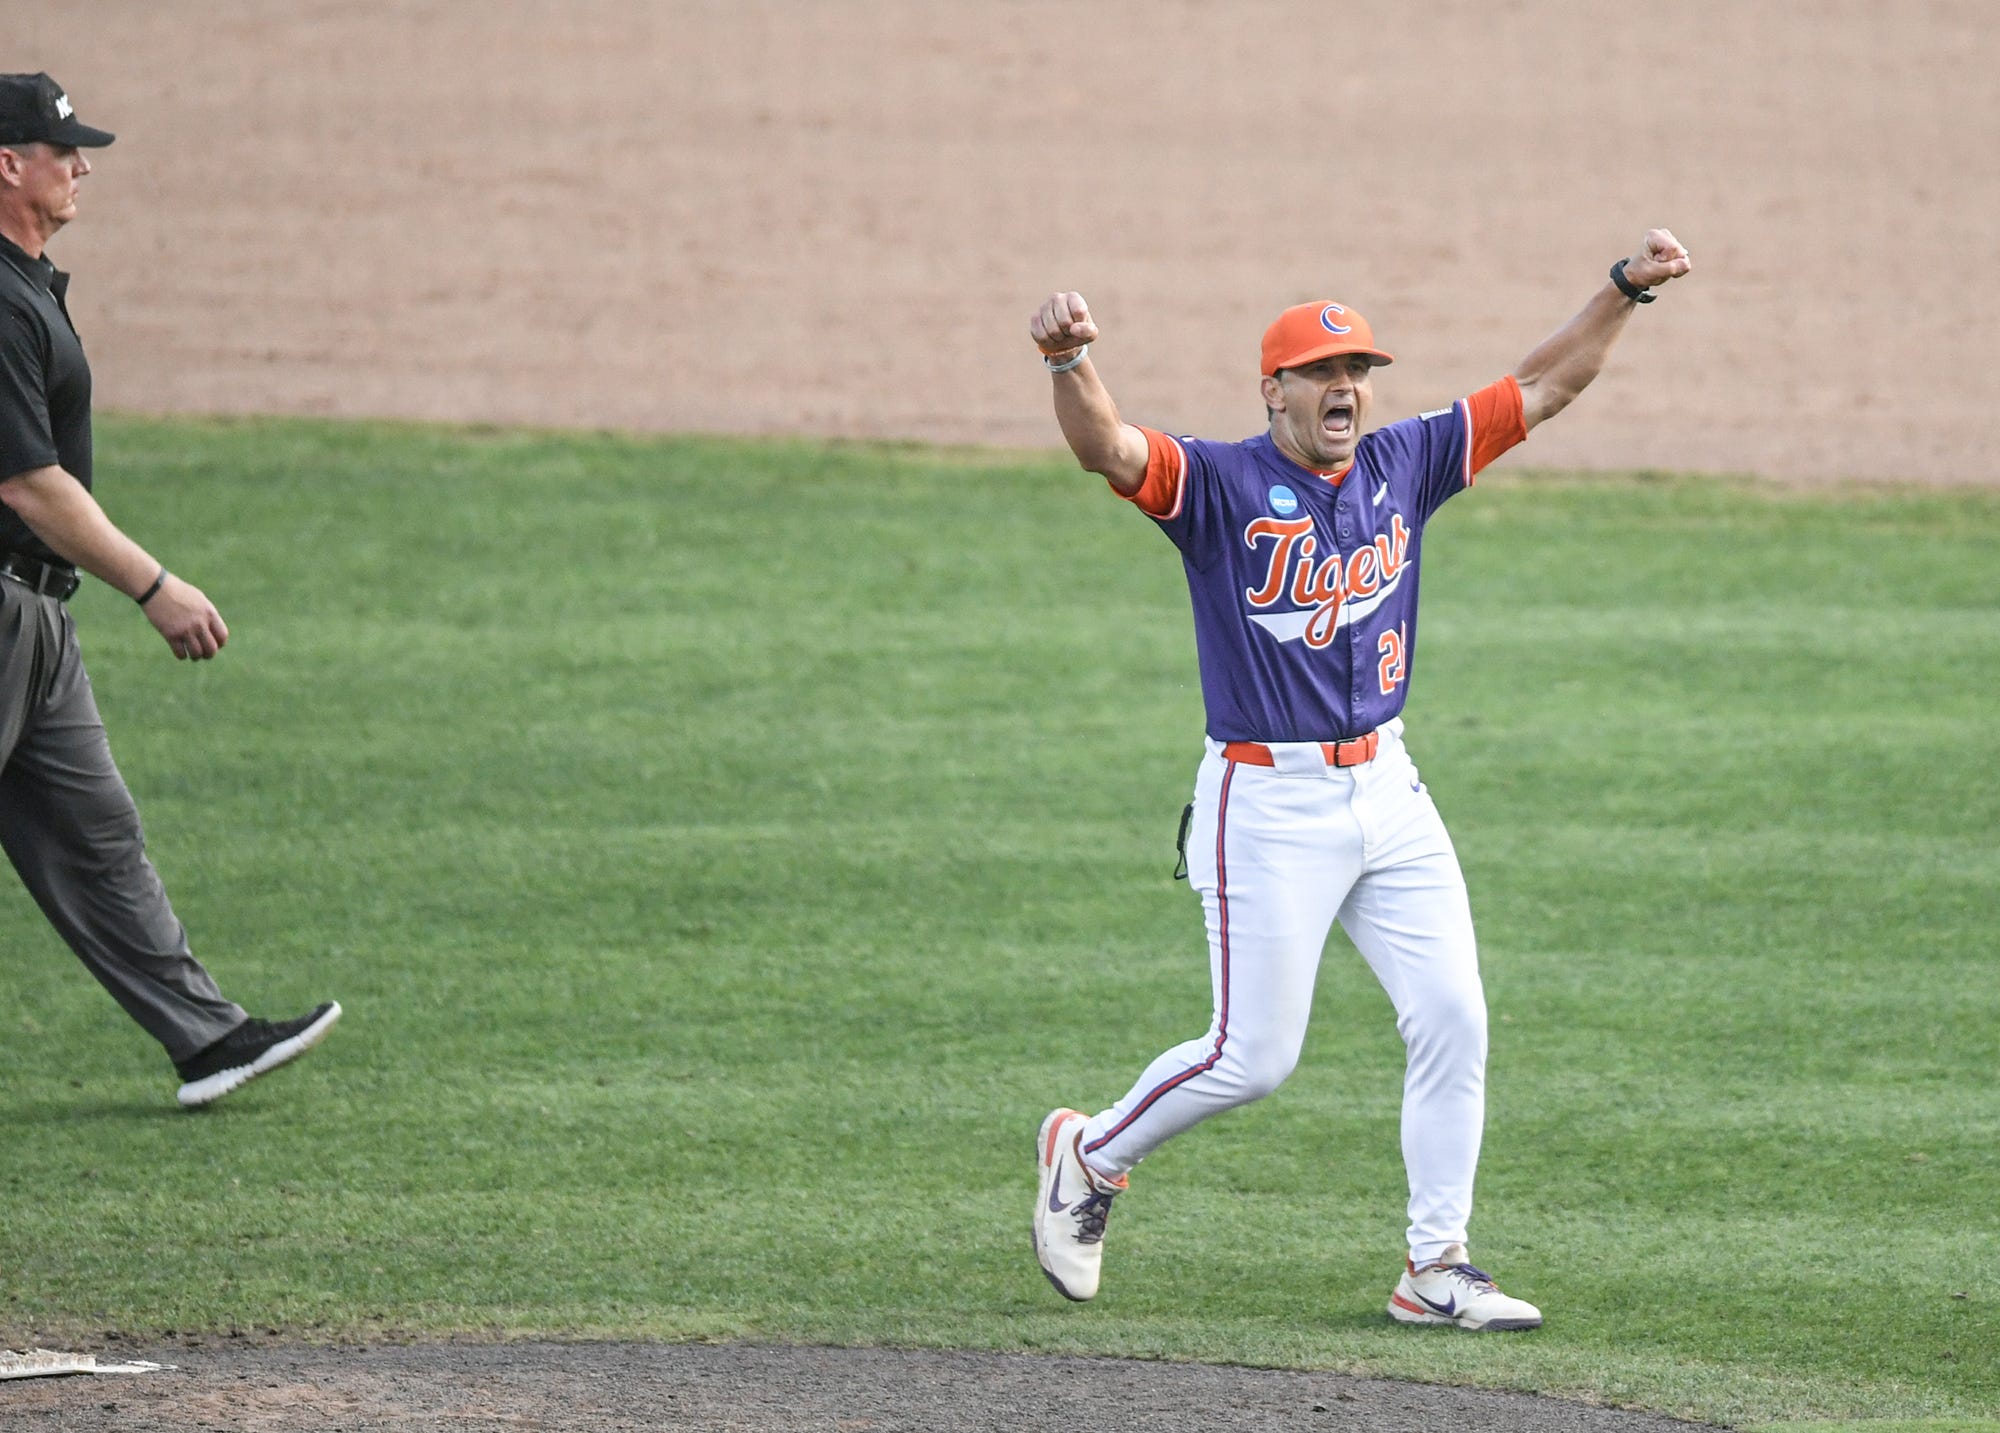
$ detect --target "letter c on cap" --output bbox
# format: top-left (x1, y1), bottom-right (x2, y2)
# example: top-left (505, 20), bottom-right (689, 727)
top-left (1319, 304), bottom-right (1351, 335)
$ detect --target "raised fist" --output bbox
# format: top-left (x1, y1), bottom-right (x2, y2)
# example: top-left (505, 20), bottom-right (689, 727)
top-left (1623, 228), bottom-right (1692, 291)
top-left (1030, 291), bottom-right (1099, 357)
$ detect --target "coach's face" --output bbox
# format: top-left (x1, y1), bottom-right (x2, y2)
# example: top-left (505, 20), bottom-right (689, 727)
top-left (1263, 353), bottom-right (1374, 472)
top-left (0, 141), bottom-right (91, 240)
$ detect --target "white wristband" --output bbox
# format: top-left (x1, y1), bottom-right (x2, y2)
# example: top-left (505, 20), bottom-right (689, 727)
top-left (1043, 344), bottom-right (1089, 374)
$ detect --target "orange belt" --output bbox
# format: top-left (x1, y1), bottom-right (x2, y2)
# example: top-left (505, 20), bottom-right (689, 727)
top-left (1223, 731), bottom-right (1380, 769)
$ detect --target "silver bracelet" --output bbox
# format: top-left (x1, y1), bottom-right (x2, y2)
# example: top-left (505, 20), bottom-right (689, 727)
top-left (1043, 344), bottom-right (1089, 374)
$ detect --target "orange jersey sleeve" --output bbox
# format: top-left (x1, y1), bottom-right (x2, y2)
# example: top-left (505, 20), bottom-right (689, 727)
top-left (1118, 426), bottom-right (1187, 519)
top-left (1465, 374), bottom-right (1527, 480)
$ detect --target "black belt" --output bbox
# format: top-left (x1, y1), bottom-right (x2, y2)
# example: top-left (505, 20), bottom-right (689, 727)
top-left (0, 552), bottom-right (81, 601)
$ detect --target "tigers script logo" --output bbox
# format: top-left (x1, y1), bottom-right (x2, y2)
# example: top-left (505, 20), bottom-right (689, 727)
top-left (1241, 514), bottom-right (1411, 647)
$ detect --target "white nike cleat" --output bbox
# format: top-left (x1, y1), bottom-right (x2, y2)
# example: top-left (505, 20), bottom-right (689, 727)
top-left (1032, 1107), bottom-right (1127, 1302)
top-left (1388, 1244), bottom-right (1543, 1330)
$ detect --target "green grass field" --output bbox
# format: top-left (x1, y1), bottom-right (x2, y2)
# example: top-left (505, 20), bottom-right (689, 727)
top-left (2, 416), bottom-right (1995, 1429)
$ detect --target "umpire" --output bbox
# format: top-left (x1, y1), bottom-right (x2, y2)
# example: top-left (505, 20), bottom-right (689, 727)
top-left (0, 73), bottom-right (340, 1107)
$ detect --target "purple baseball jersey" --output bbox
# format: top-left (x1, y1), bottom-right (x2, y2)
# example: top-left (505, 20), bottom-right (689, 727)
top-left (1126, 376), bottom-right (1526, 743)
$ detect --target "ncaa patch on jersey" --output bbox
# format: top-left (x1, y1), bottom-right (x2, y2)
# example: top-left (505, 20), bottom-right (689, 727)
top-left (1268, 484), bottom-right (1299, 516)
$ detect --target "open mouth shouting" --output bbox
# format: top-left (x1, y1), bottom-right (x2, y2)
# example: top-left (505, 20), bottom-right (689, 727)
top-left (1322, 397), bottom-right (1356, 440)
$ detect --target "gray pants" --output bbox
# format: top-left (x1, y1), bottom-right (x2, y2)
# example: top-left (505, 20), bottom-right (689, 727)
top-left (1, 578), bottom-right (244, 1063)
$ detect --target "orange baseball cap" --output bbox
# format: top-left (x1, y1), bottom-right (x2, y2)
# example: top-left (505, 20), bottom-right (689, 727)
top-left (1260, 301), bottom-right (1393, 376)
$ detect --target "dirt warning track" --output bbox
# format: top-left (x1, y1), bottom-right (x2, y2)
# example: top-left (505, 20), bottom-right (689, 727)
top-left (13, 2), bottom-right (1999, 485)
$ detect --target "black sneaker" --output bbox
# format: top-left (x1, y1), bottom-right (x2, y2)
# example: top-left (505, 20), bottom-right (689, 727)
top-left (174, 1001), bottom-right (343, 1108)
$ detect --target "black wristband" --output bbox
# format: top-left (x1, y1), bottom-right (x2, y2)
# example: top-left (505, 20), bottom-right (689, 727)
top-left (135, 567), bottom-right (168, 606)
top-left (1610, 258), bottom-right (1656, 304)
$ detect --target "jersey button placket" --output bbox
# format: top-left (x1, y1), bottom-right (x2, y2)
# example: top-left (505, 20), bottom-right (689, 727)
top-left (1335, 490), bottom-right (1361, 726)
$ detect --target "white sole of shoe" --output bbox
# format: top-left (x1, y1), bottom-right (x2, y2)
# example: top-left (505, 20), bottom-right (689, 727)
top-left (176, 1001), bottom-right (343, 1109)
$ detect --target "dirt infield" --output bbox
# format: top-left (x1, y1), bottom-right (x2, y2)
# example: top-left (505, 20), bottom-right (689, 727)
top-left (13, 1), bottom-right (2000, 486)
top-left (1, 5), bottom-right (1986, 1428)
top-left (5, 1340), bottom-right (1717, 1433)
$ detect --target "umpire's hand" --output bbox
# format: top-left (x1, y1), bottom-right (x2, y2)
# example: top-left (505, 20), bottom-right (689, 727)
top-left (144, 575), bottom-right (229, 661)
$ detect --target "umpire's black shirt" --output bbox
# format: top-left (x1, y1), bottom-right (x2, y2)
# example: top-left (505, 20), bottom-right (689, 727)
top-left (0, 229), bottom-right (92, 565)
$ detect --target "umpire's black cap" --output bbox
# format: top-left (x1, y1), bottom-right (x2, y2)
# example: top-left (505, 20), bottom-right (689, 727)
top-left (0, 73), bottom-right (115, 148)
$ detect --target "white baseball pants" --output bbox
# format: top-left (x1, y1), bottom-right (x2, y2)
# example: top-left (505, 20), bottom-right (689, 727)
top-left (1076, 721), bottom-right (1488, 1265)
